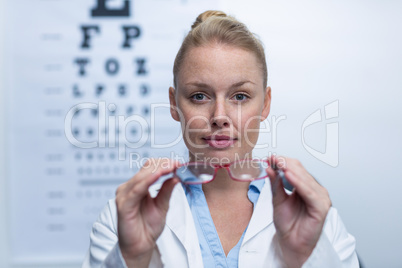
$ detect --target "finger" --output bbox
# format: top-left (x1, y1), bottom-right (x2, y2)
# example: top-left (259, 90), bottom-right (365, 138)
top-left (116, 159), bottom-right (154, 195)
top-left (120, 159), bottom-right (181, 207)
top-left (138, 159), bottom-right (182, 188)
top-left (273, 156), bottom-right (322, 194)
top-left (281, 159), bottom-right (323, 197)
top-left (267, 155), bottom-right (287, 171)
top-left (124, 158), bottom-right (175, 187)
top-left (123, 158), bottom-right (179, 191)
top-left (268, 155), bottom-right (324, 203)
top-left (266, 166), bottom-right (288, 206)
top-left (283, 169), bottom-right (330, 212)
top-left (130, 159), bottom-right (180, 200)
top-left (154, 177), bottom-right (180, 212)
top-left (268, 156), bottom-right (331, 218)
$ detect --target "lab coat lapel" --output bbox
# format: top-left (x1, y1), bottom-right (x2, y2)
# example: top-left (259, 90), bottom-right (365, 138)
top-left (165, 184), bottom-right (203, 268)
top-left (243, 179), bottom-right (274, 244)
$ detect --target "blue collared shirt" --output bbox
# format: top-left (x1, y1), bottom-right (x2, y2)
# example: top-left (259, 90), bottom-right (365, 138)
top-left (183, 178), bottom-right (265, 268)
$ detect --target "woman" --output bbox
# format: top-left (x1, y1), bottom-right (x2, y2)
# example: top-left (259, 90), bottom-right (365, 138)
top-left (83, 11), bottom-right (359, 268)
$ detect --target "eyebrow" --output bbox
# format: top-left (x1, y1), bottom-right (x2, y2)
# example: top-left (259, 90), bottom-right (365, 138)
top-left (185, 80), bottom-right (255, 89)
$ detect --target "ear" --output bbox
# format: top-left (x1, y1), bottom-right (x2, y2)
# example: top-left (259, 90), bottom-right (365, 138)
top-left (261, 86), bottom-right (271, 121)
top-left (169, 86), bottom-right (180, 122)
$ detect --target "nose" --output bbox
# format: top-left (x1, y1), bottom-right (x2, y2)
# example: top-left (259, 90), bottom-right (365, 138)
top-left (211, 98), bottom-right (231, 128)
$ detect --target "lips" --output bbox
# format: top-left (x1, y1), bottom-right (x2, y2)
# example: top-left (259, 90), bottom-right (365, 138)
top-left (202, 135), bottom-right (237, 149)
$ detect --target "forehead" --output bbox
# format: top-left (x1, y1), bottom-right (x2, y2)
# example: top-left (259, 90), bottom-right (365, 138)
top-left (177, 44), bottom-right (264, 89)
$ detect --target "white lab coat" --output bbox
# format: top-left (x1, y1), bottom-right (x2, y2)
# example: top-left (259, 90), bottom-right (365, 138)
top-left (82, 180), bottom-right (359, 267)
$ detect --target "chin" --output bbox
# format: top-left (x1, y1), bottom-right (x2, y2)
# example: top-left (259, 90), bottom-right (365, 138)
top-left (189, 148), bottom-right (252, 164)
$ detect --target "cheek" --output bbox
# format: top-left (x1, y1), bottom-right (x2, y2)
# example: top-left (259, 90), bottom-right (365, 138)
top-left (239, 107), bottom-right (263, 130)
top-left (181, 112), bottom-right (210, 138)
top-left (239, 108), bottom-right (263, 145)
top-left (241, 118), bottom-right (261, 139)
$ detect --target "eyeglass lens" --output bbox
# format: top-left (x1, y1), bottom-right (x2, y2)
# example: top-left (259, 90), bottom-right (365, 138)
top-left (175, 160), bottom-right (268, 184)
top-left (229, 159), bottom-right (268, 181)
top-left (175, 163), bottom-right (215, 184)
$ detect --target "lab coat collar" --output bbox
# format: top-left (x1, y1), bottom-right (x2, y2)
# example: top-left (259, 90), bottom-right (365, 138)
top-left (165, 184), bottom-right (203, 268)
top-left (242, 178), bottom-right (274, 244)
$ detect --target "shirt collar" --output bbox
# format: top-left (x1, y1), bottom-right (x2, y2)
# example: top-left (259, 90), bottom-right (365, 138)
top-left (183, 170), bottom-right (266, 195)
top-left (249, 178), bottom-right (265, 194)
top-left (183, 179), bottom-right (265, 194)
top-left (248, 168), bottom-right (267, 193)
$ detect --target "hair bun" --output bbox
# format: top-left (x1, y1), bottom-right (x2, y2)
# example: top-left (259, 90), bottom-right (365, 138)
top-left (191, 10), bottom-right (227, 30)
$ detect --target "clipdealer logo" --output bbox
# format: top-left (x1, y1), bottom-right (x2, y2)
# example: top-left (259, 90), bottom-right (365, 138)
top-left (301, 100), bottom-right (339, 167)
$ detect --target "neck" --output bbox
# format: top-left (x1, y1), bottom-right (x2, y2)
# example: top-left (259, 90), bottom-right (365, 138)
top-left (202, 168), bottom-right (250, 195)
top-left (188, 151), bottom-right (252, 195)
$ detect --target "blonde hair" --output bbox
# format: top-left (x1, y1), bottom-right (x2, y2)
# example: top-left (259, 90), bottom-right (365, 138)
top-left (173, 10), bottom-right (268, 88)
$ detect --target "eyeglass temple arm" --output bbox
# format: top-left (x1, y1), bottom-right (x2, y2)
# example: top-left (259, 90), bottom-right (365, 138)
top-left (273, 168), bottom-right (294, 192)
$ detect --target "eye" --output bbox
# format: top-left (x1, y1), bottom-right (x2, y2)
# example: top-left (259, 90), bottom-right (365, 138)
top-left (191, 93), bottom-right (206, 101)
top-left (234, 93), bottom-right (248, 101)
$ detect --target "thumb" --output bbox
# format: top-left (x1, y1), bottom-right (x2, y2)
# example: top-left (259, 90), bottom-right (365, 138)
top-left (266, 167), bottom-right (288, 206)
top-left (154, 178), bottom-right (180, 212)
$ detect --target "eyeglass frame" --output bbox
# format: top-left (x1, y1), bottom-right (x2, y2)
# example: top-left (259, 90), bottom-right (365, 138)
top-left (154, 158), bottom-right (292, 191)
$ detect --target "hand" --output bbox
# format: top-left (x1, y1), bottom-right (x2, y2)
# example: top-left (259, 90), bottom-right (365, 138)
top-left (115, 158), bottom-right (180, 267)
top-left (266, 155), bottom-right (332, 268)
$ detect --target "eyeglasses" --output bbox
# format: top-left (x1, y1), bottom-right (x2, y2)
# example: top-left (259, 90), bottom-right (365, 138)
top-left (156, 159), bottom-right (269, 185)
top-left (155, 159), bottom-right (293, 191)
top-left (179, 159), bottom-right (272, 184)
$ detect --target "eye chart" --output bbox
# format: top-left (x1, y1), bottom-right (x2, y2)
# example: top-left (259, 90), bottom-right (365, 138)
top-left (5, 0), bottom-right (218, 264)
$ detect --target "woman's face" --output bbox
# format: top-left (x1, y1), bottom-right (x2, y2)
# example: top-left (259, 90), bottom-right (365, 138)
top-left (169, 43), bottom-right (271, 163)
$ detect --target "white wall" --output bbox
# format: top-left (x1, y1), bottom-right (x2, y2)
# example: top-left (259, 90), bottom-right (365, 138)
top-left (0, 0), bottom-right (9, 266)
top-left (1, 0), bottom-right (401, 267)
